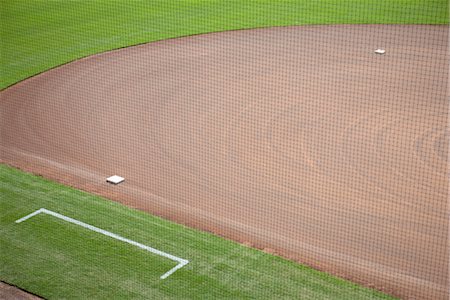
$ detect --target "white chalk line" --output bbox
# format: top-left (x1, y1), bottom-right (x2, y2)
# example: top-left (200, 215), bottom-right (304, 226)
top-left (15, 208), bottom-right (188, 279)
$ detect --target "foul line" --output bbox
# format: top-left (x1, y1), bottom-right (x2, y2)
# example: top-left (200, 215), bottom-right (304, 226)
top-left (15, 208), bottom-right (189, 279)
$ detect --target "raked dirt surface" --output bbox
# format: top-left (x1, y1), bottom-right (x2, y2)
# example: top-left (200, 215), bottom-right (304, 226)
top-left (1, 25), bottom-right (448, 299)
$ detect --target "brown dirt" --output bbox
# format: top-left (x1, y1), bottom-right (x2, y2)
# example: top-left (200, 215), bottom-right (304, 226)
top-left (0, 282), bottom-right (42, 300)
top-left (1, 25), bottom-right (448, 299)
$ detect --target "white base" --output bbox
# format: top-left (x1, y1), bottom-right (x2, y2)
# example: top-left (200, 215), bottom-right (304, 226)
top-left (375, 49), bottom-right (386, 54)
top-left (106, 175), bottom-right (125, 184)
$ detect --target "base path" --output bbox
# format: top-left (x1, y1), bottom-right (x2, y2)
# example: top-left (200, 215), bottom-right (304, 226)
top-left (1, 25), bottom-right (448, 299)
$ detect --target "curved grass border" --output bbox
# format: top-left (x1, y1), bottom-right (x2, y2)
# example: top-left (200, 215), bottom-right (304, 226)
top-left (1, 0), bottom-right (448, 89)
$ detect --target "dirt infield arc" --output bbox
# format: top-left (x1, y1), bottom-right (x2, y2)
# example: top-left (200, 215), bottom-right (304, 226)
top-left (1, 25), bottom-right (448, 299)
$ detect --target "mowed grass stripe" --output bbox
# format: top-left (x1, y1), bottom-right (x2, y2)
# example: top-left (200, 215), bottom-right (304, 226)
top-left (1, 0), bottom-right (448, 89)
top-left (0, 164), bottom-right (395, 299)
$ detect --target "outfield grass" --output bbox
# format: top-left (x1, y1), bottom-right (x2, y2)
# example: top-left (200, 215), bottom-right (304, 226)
top-left (1, 0), bottom-right (448, 89)
top-left (0, 164), bottom-right (396, 299)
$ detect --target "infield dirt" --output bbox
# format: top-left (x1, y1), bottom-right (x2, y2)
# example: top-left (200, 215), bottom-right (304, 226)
top-left (1, 25), bottom-right (448, 299)
top-left (0, 282), bottom-right (42, 300)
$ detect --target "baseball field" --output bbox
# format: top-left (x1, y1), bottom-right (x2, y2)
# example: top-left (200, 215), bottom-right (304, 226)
top-left (1, 1), bottom-right (448, 299)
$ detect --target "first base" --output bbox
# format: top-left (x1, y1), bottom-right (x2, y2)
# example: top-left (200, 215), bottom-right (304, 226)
top-left (374, 49), bottom-right (386, 54)
top-left (106, 175), bottom-right (125, 184)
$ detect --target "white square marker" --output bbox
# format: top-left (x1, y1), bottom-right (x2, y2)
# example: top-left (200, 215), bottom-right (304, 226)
top-left (374, 49), bottom-right (386, 54)
top-left (106, 175), bottom-right (125, 184)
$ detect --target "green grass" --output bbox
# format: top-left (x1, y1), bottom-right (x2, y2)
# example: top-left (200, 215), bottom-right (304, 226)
top-left (0, 164), bottom-right (396, 299)
top-left (1, 0), bottom-right (448, 89)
